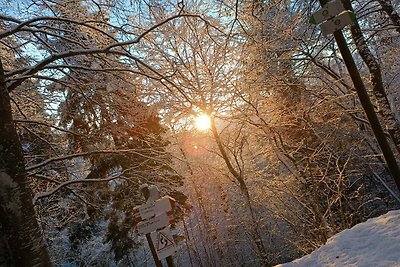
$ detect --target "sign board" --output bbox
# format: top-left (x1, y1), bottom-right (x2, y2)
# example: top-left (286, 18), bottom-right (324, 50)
top-left (155, 196), bottom-right (175, 216)
top-left (134, 201), bottom-right (156, 220)
top-left (133, 196), bottom-right (175, 220)
top-left (150, 226), bottom-right (176, 259)
top-left (320, 11), bottom-right (356, 35)
top-left (309, 0), bottom-right (345, 24)
top-left (137, 212), bottom-right (174, 235)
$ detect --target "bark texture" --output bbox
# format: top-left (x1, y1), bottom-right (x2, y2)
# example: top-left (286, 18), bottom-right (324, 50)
top-left (0, 60), bottom-right (51, 266)
top-left (377, 0), bottom-right (400, 35)
top-left (344, 0), bottom-right (400, 153)
top-left (210, 118), bottom-right (271, 267)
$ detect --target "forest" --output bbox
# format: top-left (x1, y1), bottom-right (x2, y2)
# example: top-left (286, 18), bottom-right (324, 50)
top-left (1, 0), bottom-right (400, 266)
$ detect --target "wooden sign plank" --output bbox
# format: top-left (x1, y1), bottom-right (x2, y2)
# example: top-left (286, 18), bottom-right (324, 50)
top-left (310, 0), bottom-right (345, 24)
top-left (137, 212), bottom-right (174, 235)
top-left (320, 11), bottom-right (356, 35)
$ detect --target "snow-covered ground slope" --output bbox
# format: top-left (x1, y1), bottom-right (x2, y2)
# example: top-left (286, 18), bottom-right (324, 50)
top-left (277, 210), bottom-right (400, 267)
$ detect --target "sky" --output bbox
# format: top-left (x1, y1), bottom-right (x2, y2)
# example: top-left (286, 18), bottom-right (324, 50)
top-left (277, 209), bottom-right (400, 266)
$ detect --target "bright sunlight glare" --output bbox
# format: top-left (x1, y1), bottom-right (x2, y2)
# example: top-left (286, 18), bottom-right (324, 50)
top-left (194, 114), bottom-right (211, 131)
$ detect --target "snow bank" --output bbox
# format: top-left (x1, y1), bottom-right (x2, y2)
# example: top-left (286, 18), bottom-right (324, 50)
top-left (277, 210), bottom-right (400, 267)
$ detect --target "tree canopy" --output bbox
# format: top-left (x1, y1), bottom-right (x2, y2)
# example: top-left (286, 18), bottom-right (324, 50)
top-left (1, 0), bottom-right (400, 266)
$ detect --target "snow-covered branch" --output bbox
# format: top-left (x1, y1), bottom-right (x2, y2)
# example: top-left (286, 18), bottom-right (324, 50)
top-left (14, 119), bottom-right (83, 136)
top-left (3, 13), bottom-right (203, 93)
top-left (32, 172), bottom-right (128, 204)
top-left (26, 148), bottom-right (168, 172)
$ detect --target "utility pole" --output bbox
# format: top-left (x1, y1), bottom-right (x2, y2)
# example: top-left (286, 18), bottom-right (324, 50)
top-left (312, 0), bottom-right (400, 192)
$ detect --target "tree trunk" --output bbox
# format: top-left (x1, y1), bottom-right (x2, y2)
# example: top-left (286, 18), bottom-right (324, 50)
top-left (343, 1), bottom-right (400, 153)
top-left (376, 0), bottom-right (400, 35)
top-left (239, 179), bottom-right (271, 267)
top-left (0, 60), bottom-right (51, 266)
top-left (210, 118), bottom-right (271, 266)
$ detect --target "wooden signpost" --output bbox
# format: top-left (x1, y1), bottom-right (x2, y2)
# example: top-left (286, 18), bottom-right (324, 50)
top-left (320, 10), bottom-right (356, 35)
top-left (310, 0), bottom-right (356, 35)
top-left (310, 0), bottom-right (400, 192)
top-left (134, 184), bottom-right (177, 267)
top-left (136, 212), bottom-right (175, 235)
top-left (309, 0), bottom-right (345, 25)
top-left (133, 196), bottom-right (175, 221)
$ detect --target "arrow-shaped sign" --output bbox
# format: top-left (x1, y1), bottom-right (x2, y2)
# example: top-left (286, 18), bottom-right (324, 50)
top-left (133, 196), bottom-right (175, 220)
top-left (136, 212), bottom-right (175, 235)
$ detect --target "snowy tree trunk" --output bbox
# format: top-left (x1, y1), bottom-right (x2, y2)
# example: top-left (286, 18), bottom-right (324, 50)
top-left (239, 180), bottom-right (271, 267)
top-left (0, 60), bottom-right (51, 266)
top-left (344, 1), bottom-right (400, 153)
top-left (376, 0), bottom-right (400, 35)
top-left (210, 119), bottom-right (271, 266)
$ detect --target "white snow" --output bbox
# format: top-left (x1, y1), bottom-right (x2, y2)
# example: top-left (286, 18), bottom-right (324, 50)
top-left (277, 210), bottom-right (400, 267)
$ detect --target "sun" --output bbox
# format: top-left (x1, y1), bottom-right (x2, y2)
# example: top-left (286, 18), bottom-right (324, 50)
top-left (194, 114), bottom-right (211, 131)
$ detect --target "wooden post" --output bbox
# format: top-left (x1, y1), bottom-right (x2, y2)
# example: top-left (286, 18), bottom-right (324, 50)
top-left (166, 255), bottom-right (176, 267)
top-left (146, 233), bottom-right (163, 267)
top-left (140, 185), bottom-right (163, 267)
top-left (139, 184), bottom-right (177, 266)
top-left (317, 0), bottom-right (400, 193)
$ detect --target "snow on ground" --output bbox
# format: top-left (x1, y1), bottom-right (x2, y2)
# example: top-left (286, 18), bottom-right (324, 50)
top-left (277, 210), bottom-right (400, 267)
